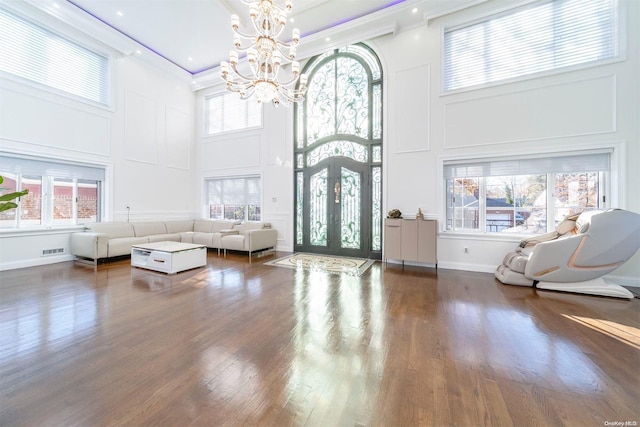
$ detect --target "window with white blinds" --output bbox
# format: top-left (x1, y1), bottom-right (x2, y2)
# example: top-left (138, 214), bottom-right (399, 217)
top-left (205, 93), bottom-right (262, 135)
top-left (444, 152), bottom-right (610, 234)
top-left (206, 176), bottom-right (261, 221)
top-left (0, 8), bottom-right (110, 105)
top-left (443, 0), bottom-right (619, 92)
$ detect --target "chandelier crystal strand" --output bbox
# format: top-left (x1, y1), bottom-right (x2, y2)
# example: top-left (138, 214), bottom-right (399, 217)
top-left (221, 0), bottom-right (308, 106)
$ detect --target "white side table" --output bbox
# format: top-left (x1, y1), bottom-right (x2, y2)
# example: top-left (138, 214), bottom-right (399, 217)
top-left (131, 241), bottom-right (207, 274)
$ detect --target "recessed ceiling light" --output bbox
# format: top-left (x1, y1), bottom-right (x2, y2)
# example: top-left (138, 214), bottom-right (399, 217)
top-left (290, 18), bottom-right (294, 23)
top-left (325, 37), bottom-right (330, 42)
top-left (117, 10), bottom-right (124, 16)
top-left (188, 57), bottom-right (193, 61)
top-left (52, 2), bottom-right (60, 8)
top-left (412, 7), bottom-right (418, 14)
top-left (135, 49), bottom-right (142, 55)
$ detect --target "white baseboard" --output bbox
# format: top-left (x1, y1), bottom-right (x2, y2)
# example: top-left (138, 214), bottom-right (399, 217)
top-left (437, 261), bottom-right (497, 274)
top-left (384, 259), bottom-right (438, 269)
top-left (0, 254), bottom-right (74, 271)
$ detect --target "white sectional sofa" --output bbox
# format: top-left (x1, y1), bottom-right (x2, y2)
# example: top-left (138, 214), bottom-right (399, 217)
top-left (70, 219), bottom-right (277, 263)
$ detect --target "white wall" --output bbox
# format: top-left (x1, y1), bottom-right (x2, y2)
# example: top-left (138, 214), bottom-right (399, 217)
top-left (195, 0), bottom-right (639, 283)
top-left (0, 53), bottom-right (196, 270)
top-left (375, 0), bottom-right (640, 282)
top-left (194, 89), bottom-right (294, 251)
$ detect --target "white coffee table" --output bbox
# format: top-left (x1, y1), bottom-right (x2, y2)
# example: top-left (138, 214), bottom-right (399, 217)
top-left (131, 241), bottom-right (207, 274)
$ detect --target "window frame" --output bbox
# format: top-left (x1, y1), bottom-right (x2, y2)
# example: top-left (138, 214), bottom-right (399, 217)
top-left (438, 143), bottom-right (625, 239)
top-left (204, 175), bottom-right (262, 222)
top-left (0, 155), bottom-right (105, 230)
top-left (441, 0), bottom-right (624, 94)
top-left (0, 6), bottom-right (114, 109)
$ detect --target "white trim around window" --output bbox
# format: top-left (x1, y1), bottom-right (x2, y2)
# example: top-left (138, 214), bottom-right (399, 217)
top-left (0, 6), bottom-right (113, 109)
top-left (441, 0), bottom-right (624, 94)
top-left (437, 140), bottom-right (626, 238)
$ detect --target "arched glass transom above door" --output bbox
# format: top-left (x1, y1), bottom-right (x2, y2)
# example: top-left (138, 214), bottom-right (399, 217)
top-left (294, 43), bottom-right (383, 259)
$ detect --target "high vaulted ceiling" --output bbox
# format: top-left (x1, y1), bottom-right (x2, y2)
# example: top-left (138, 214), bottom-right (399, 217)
top-left (18, 0), bottom-right (485, 76)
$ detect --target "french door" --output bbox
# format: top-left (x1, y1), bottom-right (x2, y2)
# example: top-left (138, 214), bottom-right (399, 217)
top-left (294, 43), bottom-right (383, 259)
top-left (300, 158), bottom-right (370, 258)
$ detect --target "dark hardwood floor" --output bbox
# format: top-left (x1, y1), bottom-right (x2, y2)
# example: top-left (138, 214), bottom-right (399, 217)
top-left (0, 251), bottom-right (638, 426)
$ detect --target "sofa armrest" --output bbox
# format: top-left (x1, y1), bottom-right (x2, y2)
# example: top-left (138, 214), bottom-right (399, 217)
top-left (245, 229), bottom-right (277, 251)
top-left (70, 232), bottom-right (109, 260)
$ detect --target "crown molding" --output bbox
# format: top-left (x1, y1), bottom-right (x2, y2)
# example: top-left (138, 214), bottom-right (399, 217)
top-left (14, 0), bottom-right (192, 83)
top-left (191, 2), bottom-right (401, 92)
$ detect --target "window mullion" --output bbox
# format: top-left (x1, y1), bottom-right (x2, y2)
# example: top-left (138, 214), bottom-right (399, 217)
top-left (15, 174), bottom-right (23, 228)
top-left (479, 177), bottom-right (487, 233)
top-left (546, 173), bottom-right (555, 233)
top-left (72, 179), bottom-right (78, 225)
top-left (44, 176), bottom-right (53, 227)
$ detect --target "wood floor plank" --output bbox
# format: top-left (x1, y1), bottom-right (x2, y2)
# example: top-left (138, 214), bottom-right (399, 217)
top-left (0, 253), bottom-right (638, 426)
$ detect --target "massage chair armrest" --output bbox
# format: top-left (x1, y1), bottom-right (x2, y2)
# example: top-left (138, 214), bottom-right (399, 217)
top-left (524, 234), bottom-right (583, 280)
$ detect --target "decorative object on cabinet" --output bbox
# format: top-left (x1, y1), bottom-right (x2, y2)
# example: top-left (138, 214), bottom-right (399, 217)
top-left (384, 218), bottom-right (437, 268)
top-left (387, 209), bottom-right (402, 219)
top-left (417, 208), bottom-right (424, 220)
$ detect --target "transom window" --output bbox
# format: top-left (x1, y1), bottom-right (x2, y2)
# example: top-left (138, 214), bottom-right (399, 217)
top-left (444, 152), bottom-right (609, 234)
top-left (205, 92), bottom-right (262, 135)
top-left (443, 0), bottom-right (619, 92)
top-left (0, 7), bottom-right (110, 105)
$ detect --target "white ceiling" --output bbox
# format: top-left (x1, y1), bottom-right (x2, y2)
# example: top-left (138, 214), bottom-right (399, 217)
top-left (21, 0), bottom-right (484, 75)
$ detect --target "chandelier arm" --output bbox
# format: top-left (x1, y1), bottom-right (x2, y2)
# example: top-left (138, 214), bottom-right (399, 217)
top-left (274, 46), bottom-right (297, 62)
top-left (231, 24), bottom-right (259, 39)
top-left (277, 88), bottom-right (301, 104)
top-left (277, 75), bottom-right (302, 87)
top-left (227, 64), bottom-right (258, 83)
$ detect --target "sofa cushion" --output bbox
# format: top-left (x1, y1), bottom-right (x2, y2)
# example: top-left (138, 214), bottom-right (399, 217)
top-left (221, 235), bottom-right (245, 251)
top-left (194, 220), bottom-right (216, 233)
top-left (87, 222), bottom-right (135, 239)
top-left (165, 220), bottom-right (195, 234)
top-left (108, 237), bottom-right (149, 257)
top-left (132, 222), bottom-right (168, 237)
top-left (193, 232), bottom-right (215, 247)
top-left (231, 222), bottom-right (270, 235)
top-left (148, 233), bottom-right (181, 243)
top-left (211, 220), bottom-right (241, 232)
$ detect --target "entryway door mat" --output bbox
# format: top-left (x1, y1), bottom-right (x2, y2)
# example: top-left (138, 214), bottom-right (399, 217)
top-left (265, 253), bottom-right (375, 276)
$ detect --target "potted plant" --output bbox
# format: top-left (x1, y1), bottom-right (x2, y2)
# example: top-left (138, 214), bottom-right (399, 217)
top-left (0, 175), bottom-right (29, 212)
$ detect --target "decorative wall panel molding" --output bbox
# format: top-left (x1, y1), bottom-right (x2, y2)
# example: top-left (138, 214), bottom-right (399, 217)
top-left (202, 135), bottom-right (261, 170)
top-left (0, 86), bottom-right (110, 156)
top-left (393, 65), bottom-right (430, 153)
top-left (165, 106), bottom-right (191, 170)
top-left (444, 74), bottom-right (616, 148)
top-left (124, 90), bottom-right (158, 164)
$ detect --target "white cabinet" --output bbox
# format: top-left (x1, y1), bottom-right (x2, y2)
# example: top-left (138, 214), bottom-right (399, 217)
top-left (384, 219), bottom-right (437, 267)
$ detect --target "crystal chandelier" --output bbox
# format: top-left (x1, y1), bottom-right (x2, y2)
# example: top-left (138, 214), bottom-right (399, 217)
top-left (220, 0), bottom-right (308, 106)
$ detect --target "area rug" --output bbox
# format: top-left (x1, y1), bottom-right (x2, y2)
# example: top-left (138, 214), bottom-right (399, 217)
top-left (265, 253), bottom-right (375, 276)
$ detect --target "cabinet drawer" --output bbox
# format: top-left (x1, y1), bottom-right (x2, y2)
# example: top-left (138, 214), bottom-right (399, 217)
top-left (146, 250), bottom-right (172, 271)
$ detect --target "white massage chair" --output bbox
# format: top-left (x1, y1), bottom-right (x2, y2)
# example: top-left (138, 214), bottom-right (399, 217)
top-left (495, 209), bottom-right (640, 299)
